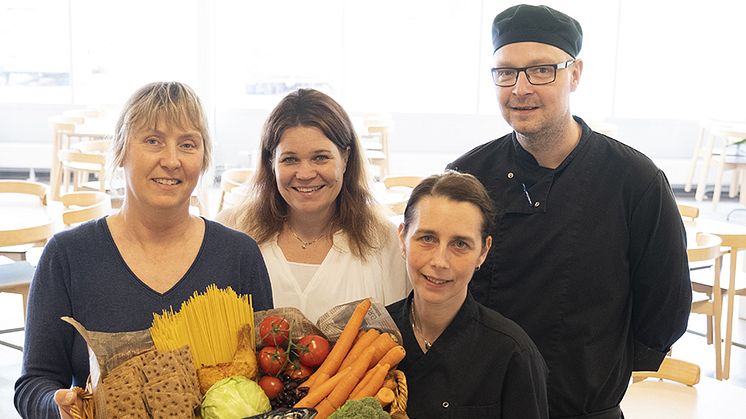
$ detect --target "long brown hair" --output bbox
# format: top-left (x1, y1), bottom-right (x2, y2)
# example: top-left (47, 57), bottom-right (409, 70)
top-left (229, 88), bottom-right (389, 259)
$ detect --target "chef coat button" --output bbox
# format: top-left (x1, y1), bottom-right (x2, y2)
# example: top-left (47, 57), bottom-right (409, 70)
top-left (534, 201), bottom-right (540, 207)
top-left (507, 172), bottom-right (514, 179)
top-left (442, 401), bottom-right (450, 408)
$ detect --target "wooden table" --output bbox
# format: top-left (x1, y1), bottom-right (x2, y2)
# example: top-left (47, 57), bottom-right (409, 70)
top-left (621, 377), bottom-right (746, 418)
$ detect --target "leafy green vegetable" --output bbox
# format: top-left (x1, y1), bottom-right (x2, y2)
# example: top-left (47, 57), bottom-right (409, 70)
top-left (201, 376), bottom-right (271, 419)
top-left (328, 397), bottom-right (389, 419)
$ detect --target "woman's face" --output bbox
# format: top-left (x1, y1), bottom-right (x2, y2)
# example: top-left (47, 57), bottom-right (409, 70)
top-left (399, 195), bottom-right (491, 308)
top-left (121, 120), bottom-right (204, 211)
top-left (273, 125), bottom-right (349, 220)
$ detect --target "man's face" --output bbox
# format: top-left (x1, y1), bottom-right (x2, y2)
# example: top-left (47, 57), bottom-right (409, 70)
top-left (493, 42), bottom-right (582, 137)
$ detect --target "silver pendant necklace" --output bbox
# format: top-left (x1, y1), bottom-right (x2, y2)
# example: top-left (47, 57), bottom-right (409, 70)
top-left (410, 300), bottom-right (433, 351)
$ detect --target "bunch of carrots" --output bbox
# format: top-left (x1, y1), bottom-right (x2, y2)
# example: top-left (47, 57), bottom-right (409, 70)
top-left (294, 298), bottom-right (406, 419)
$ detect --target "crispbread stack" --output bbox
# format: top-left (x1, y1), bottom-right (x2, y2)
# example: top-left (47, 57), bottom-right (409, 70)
top-left (94, 346), bottom-right (200, 418)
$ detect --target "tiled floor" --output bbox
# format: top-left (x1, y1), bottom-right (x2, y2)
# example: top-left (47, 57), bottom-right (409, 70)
top-left (3, 173), bottom-right (746, 417)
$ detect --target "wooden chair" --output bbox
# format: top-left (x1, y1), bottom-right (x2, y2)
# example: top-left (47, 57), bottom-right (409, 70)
top-left (677, 203), bottom-right (700, 221)
top-left (58, 139), bottom-right (110, 194)
top-left (690, 122), bottom-right (746, 208)
top-left (217, 168), bottom-right (254, 213)
top-left (686, 232), bottom-right (724, 379)
top-left (49, 115), bottom-right (86, 200)
top-left (690, 230), bottom-right (746, 380)
top-left (61, 191), bottom-right (112, 226)
top-left (0, 260), bottom-right (35, 351)
top-left (0, 182), bottom-right (55, 350)
top-left (381, 175), bottom-right (423, 215)
top-left (0, 180), bottom-right (51, 261)
top-left (360, 115), bottom-right (392, 181)
top-left (0, 180), bottom-right (47, 205)
top-left (632, 357), bottom-right (701, 386)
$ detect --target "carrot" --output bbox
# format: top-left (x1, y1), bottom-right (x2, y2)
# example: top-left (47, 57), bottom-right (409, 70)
top-left (339, 328), bottom-right (380, 370)
top-left (321, 346), bottom-right (376, 410)
top-left (368, 333), bottom-right (398, 368)
top-left (294, 367), bottom-right (351, 408)
top-left (309, 372), bottom-right (331, 390)
top-left (377, 345), bottom-right (406, 369)
top-left (313, 298), bottom-right (372, 378)
top-left (375, 387), bottom-right (395, 407)
top-left (313, 399), bottom-right (337, 419)
top-left (301, 372), bottom-right (319, 389)
top-left (349, 363), bottom-right (380, 398)
top-left (351, 363), bottom-right (390, 400)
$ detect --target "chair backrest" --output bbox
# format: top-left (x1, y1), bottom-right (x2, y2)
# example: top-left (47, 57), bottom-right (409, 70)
top-left (380, 176), bottom-right (423, 216)
top-left (0, 222), bottom-right (55, 248)
top-left (383, 176), bottom-right (423, 190)
top-left (59, 139), bottom-right (109, 168)
top-left (0, 180), bottom-right (48, 206)
top-left (218, 168), bottom-right (254, 213)
top-left (58, 149), bottom-right (107, 166)
top-left (221, 168), bottom-right (254, 193)
top-left (61, 191), bottom-right (112, 226)
top-left (631, 357), bottom-right (700, 386)
top-left (677, 203), bottom-right (700, 220)
top-left (687, 232), bottom-right (722, 262)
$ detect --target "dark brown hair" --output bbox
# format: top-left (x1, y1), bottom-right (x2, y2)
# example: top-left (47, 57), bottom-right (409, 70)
top-left (402, 171), bottom-right (496, 244)
top-left (229, 88), bottom-right (388, 258)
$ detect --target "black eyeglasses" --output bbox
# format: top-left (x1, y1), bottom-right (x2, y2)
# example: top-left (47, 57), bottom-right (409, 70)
top-left (491, 59), bottom-right (575, 87)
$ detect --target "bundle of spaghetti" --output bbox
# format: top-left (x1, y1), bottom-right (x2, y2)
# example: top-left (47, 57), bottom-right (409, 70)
top-left (150, 284), bottom-right (255, 368)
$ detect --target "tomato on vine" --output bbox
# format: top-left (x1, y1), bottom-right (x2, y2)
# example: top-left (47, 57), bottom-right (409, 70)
top-left (258, 346), bottom-right (287, 376)
top-left (258, 375), bottom-right (284, 399)
top-left (259, 315), bottom-right (290, 347)
top-left (295, 334), bottom-right (330, 368)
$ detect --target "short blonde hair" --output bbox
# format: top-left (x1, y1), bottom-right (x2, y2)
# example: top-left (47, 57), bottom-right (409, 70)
top-left (111, 81), bottom-right (211, 174)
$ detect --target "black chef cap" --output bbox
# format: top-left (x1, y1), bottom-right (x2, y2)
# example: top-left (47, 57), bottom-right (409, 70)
top-left (492, 4), bottom-right (583, 58)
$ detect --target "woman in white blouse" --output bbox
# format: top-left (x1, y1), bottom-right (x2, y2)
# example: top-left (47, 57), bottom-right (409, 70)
top-left (218, 89), bottom-right (406, 322)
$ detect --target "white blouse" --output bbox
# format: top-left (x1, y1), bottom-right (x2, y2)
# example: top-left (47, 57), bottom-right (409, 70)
top-left (260, 224), bottom-right (408, 323)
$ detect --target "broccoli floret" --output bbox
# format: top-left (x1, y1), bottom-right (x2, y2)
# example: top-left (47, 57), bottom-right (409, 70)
top-left (328, 397), bottom-right (389, 419)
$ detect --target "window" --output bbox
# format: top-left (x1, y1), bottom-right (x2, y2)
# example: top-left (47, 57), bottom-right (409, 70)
top-left (0, 0), bottom-right (71, 103)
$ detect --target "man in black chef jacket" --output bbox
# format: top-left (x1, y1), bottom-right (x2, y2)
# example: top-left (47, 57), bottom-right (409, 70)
top-left (447, 4), bottom-right (692, 419)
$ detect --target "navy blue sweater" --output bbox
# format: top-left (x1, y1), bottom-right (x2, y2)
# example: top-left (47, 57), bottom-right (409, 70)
top-left (14, 217), bottom-right (273, 418)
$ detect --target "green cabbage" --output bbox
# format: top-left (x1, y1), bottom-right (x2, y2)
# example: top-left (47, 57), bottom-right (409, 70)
top-left (201, 376), bottom-right (271, 419)
top-left (328, 397), bottom-right (389, 419)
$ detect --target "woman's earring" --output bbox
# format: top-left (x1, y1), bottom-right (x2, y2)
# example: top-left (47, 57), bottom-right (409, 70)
top-left (475, 265), bottom-right (481, 272)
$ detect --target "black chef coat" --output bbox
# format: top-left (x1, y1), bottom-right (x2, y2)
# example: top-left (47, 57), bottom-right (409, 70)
top-left (446, 117), bottom-right (691, 418)
top-left (387, 292), bottom-right (548, 419)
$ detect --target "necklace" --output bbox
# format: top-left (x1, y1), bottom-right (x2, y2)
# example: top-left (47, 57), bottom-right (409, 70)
top-left (410, 300), bottom-right (433, 351)
top-left (287, 224), bottom-right (326, 250)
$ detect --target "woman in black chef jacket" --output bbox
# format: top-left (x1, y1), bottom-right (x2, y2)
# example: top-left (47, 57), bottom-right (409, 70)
top-left (386, 171), bottom-right (548, 419)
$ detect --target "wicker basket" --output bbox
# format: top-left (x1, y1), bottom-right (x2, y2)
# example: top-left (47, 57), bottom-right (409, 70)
top-left (386, 369), bottom-right (408, 418)
top-left (69, 386), bottom-right (94, 419)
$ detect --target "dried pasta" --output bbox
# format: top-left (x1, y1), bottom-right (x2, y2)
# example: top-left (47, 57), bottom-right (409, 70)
top-left (150, 285), bottom-right (255, 368)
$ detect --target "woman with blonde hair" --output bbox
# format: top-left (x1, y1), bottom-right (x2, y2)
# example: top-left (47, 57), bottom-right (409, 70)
top-left (219, 88), bottom-right (406, 322)
top-left (15, 82), bottom-right (273, 418)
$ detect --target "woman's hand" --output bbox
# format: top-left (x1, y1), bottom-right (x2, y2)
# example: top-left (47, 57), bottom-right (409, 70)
top-left (54, 389), bottom-right (82, 419)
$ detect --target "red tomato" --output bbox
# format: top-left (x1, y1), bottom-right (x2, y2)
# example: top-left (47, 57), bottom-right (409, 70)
top-left (258, 346), bottom-right (287, 376)
top-left (285, 361), bottom-right (313, 380)
top-left (258, 375), bottom-right (284, 399)
top-left (296, 335), bottom-right (330, 368)
top-left (259, 315), bottom-right (290, 347)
